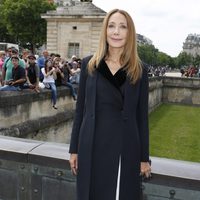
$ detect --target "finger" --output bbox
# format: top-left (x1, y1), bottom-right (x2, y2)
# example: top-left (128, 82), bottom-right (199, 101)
top-left (71, 167), bottom-right (77, 175)
top-left (144, 170), bottom-right (152, 178)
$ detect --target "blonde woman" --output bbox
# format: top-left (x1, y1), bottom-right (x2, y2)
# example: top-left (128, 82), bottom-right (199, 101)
top-left (69, 9), bottom-right (151, 200)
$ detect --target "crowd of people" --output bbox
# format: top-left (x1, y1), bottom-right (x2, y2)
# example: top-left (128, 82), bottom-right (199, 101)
top-left (147, 65), bottom-right (167, 77)
top-left (0, 47), bottom-right (81, 109)
top-left (180, 65), bottom-right (200, 77)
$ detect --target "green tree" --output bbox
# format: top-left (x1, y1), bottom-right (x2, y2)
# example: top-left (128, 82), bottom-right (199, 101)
top-left (175, 52), bottom-right (193, 67)
top-left (138, 44), bottom-right (158, 66)
top-left (1, 0), bottom-right (55, 52)
top-left (193, 55), bottom-right (200, 67)
top-left (138, 44), bottom-right (177, 68)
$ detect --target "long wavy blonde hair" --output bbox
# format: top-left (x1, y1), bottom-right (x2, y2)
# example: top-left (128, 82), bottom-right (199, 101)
top-left (88, 9), bottom-right (142, 84)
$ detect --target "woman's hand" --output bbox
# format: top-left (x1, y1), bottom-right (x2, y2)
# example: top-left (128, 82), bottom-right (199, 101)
top-left (69, 153), bottom-right (78, 175)
top-left (140, 161), bottom-right (151, 178)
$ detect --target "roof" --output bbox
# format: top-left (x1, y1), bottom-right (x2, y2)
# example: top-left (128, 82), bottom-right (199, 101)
top-left (42, 0), bottom-right (106, 17)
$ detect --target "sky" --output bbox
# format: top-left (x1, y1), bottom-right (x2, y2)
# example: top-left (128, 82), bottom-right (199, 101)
top-left (93, 0), bottom-right (200, 57)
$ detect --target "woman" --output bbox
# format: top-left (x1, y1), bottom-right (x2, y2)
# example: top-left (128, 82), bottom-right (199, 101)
top-left (69, 9), bottom-right (151, 200)
top-left (41, 60), bottom-right (58, 109)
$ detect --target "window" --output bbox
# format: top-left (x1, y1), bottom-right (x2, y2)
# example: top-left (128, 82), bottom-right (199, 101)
top-left (68, 43), bottom-right (79, 58)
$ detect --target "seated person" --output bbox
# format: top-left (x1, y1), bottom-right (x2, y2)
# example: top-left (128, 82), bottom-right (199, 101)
top-left (53, 60), bottom-right (64, 87)
top-left (0, 56), bottom-right (26, 91)
top-left (25, 54), bottom-right (40, 92)
top-left (69, 61), bottom-right (81, 84)
top-left (2, 48), bottom-right (25, 85)
top-left (61, 62), bottom-right (77, 100)
top-left (41, 60), bottom-right (58, 109)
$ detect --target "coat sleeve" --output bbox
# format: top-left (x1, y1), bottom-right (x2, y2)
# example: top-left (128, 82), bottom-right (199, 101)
top-left (137, 66), bottom-right (150, 162)
top-left (69, 56), bottom-right (91, 153)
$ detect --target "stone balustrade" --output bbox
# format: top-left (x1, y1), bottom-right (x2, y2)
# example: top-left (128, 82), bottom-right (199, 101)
top-left (1, 77), bottom-right (200, 141)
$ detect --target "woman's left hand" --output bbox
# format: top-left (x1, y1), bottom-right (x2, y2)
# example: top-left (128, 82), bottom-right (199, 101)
top-left (140, 162), bottom-right (151, 178)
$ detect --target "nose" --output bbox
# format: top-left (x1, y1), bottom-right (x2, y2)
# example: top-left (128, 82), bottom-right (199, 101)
top-left (113, 27), bottom-right (120, 35)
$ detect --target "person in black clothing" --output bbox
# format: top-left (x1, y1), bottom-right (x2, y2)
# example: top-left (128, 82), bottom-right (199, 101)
top-left (69, 9), bottom-right (151, 200)
top-left (61, 62), bottom-right (77, 100)
top-left (54, 61), bottom-right (77, 100)
top-left (25, 54), bottom-right (40, 92)
top-left (53, 60), bottom-right (64, 87)
top-left (0, 56), bottom-right (26, 91)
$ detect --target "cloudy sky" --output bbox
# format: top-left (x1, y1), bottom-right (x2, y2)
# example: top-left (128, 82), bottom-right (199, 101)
top-left (93, 0), bottom-right (200, 57)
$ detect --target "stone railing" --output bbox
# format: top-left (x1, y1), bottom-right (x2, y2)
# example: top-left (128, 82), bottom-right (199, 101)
top-left (148, 76), bottom-right (163, 112)
top-left (0, 86), bottom-right (76, 143)
top-left (162, 76), bottom-right (200, 105)
top-left (0, 135), bottom-right (199, 200)
top-left (0, 86), bottom-right (76, 128)
top-left (1, 77), bottom-right (200, 141)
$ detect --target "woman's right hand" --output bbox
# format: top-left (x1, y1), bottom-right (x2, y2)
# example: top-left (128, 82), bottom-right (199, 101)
top-left (69, 153), bottom-right (78, 175)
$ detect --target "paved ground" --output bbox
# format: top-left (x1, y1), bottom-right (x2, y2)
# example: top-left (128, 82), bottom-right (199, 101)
top-left (165, 72), bottom-right (182, 77)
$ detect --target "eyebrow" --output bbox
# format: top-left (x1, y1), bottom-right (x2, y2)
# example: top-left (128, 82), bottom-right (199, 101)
top-left (108, 21), bottom-right (127, 25)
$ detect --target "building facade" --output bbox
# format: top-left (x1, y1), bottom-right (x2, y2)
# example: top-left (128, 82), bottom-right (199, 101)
top-left (42, 0), bottom-right (153, 59)
top-left (137, 33), bottom-right (152, 46)
top-left (41, 0), bottom-right (106, 59)
top-left (182, 34), bottom-right (200, 57)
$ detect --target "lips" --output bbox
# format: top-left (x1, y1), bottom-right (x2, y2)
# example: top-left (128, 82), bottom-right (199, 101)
top-left (111, 38), bottom-right (122, 41)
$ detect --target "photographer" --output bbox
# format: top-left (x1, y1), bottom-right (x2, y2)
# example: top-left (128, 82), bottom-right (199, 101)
top-left (61, 62), bottom-right (77, 100)
top-left (41, 59), bottom-right (58, 109)
top-left (0, 56), bottom-right (26, 91)
top-left (53, 60), bottom-right (64, 87)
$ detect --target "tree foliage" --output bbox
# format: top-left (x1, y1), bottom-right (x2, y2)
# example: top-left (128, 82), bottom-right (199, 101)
top-left (138, 44), bottom-right (158, 66)
top-left (138, 44), bottom-right (176, 68)
top-left (175, 52), bottom-right (193, 67)
top-left (0, 0), bottom-right (55, 52)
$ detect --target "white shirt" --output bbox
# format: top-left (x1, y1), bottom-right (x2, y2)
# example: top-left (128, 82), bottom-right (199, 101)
top-left (41, 67), bottom-right (55, 83)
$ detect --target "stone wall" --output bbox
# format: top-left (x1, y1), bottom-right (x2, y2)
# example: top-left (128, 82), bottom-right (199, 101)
top-left (162, 76), bottom-right (200, 105)
top-left (46, 19), bottom-right (103, 58)
top-left (0, 86), bottom-right (76, 142)
top-left (148, 76), bottom-right (163, 112)
top-left (1, 77), bottom-right (200, 141)
top-left (0, 135), bottom-right (199, 200)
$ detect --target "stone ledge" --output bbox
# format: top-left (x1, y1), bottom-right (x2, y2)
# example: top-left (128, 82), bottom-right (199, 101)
top-left (0, 86), bottom-right (76, 107)
top-left (0, 110), bottom-right (74, 138)
top-left (151, 156), bottom-right (200, 181)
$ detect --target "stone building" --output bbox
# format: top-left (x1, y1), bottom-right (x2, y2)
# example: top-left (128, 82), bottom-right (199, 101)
top-left (137, 33), bottom-right (152, 46)
top-left (42, 0), bottom-right (153, 59)
top-left (41, 0), bottom-right (106, 59)
top-left (182, 34), bottom-right (200, 57)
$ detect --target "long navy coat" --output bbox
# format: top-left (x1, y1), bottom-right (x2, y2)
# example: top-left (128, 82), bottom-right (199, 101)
top-left (69, 56), bottom-right (149, 200)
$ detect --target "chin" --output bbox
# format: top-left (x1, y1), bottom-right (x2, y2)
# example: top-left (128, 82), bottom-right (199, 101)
top-left (109, 44), bottom-right (125, 49)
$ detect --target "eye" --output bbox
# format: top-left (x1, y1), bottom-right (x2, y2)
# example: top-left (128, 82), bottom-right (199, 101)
top-left (108, 24), bottom-right (115, 28)
top-left (120, 24), bottom-right (127, 29)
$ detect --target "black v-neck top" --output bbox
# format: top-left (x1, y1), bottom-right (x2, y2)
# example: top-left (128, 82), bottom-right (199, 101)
top-left (96, 59), bottom-right (127, 89)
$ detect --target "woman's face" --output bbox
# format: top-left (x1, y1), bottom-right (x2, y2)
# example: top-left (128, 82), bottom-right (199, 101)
top-left (106, 12), bottom-right (128, 49)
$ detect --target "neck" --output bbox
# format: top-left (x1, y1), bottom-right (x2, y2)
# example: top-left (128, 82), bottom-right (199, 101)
top-left (106, 47), bottom-right (123, 63)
